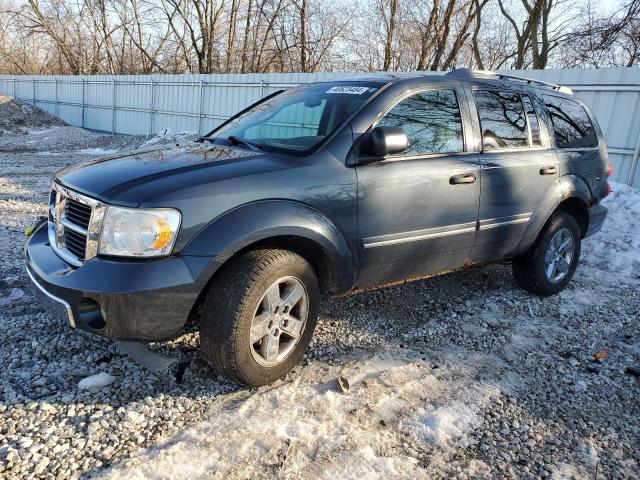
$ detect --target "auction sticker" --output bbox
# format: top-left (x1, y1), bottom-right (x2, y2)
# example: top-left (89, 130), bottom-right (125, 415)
top-left (326, 86), bottom-right (370, 95)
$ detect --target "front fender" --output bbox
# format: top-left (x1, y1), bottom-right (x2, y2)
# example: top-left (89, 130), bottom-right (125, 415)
top-left (182, 200), bottom-right (357, 292)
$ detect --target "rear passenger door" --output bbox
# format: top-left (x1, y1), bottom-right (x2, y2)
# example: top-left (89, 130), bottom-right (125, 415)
top-left (469, 89), bottom-right (559, 263)
top-left (356, 86), bottom-right (480, 288)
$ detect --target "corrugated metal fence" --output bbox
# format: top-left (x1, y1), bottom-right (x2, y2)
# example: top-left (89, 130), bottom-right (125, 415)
top-left (1, 68), bottom-right (639, 188)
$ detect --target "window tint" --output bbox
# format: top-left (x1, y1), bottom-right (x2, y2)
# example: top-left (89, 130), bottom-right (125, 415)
top-left (522, 95), bottom-right (542, 147)
top-left (474, 90), bottom-right (528, 150)
top-left (543, 96), bottom-right (597, 149)
top-left (378, 89), bottom-right (464, 156)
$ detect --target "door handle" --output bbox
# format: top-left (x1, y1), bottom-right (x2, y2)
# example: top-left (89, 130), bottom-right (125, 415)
top-left (449, 173), bottom-right (476, 185)
top-left (540, 166), bottom-right (558, 175)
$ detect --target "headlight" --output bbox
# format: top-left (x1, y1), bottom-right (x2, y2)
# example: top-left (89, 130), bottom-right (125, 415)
top-left (99, 206), bottom-right (181, 257)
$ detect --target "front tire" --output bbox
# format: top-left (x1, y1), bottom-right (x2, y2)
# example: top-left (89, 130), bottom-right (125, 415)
top-left (512, 211), bottom-right (581, 296)
top-left (200, 248), bottom-right (320, 386)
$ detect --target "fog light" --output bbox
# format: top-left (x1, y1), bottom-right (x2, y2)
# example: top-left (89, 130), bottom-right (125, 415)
top-left (77, 298), bottom-right (106, 330)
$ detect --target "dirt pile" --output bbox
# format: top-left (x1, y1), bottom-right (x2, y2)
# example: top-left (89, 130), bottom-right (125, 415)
top-left (0, 95), bottom-right (67, 136)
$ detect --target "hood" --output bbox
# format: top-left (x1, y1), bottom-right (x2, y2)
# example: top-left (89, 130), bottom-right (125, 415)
top-left (55, 142), bottom-right (283, 206)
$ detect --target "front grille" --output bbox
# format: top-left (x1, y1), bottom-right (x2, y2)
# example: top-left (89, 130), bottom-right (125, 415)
top-left (49, 184), bottom-right (98, 265)
top-left (65, 199), bottom-right (92, 230)
top-left (64, 228), bottom-right (87, 259)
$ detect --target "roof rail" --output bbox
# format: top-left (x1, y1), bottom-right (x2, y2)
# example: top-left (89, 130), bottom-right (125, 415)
top-left (446, 68), bottom-right (573, 95)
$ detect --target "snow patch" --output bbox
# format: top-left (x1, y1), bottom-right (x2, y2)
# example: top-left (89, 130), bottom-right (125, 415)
top-left (77, 148), bottom-right (119, 155)
top-left (143, 128), bottom-right (197, 147)
top-left (99, 352), bottom-right (498, 479)
top-left (581, 181), bottom-right (640, 281)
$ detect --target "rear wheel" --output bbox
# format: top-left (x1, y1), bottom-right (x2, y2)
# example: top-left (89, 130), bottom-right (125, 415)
top-left (512, 211), bottom-right (581, 296)
top-left (200, 248), bottom-right (320, 386)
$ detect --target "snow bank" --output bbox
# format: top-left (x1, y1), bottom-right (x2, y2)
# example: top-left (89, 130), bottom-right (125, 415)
top-left (100, 352), bottom-right (498, 480)
top-left (143, 129), bottom-right (198, 147)
top-left (581, 181), bottom-right (640, 281)
top-left (76, 148), bottom-right (119, 156)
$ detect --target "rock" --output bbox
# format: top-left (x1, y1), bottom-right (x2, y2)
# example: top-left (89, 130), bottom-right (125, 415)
top-left (125, 411), bottom-right (145, 425)
top-left (33, 456), bottom-right (50, 475)
top-left (574, 381), bottom-right (588, 393)
top-left (77, 372), bottom-right (116, 390)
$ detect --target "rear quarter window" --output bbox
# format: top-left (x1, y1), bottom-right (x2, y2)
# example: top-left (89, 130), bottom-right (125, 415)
top-left (543, 96), bottom-right (597, 149)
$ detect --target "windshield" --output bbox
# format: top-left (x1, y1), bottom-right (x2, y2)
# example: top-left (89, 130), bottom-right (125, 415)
top-left (206, 81), bottom-right (383, 154)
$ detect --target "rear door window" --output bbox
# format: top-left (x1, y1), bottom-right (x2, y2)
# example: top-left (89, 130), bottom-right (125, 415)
top-left (377, 89), bottom-right (464, 156)
top-left (543, 96), bottom-right (597, 149)
top-left (474, 90), bottom-right (528, 150)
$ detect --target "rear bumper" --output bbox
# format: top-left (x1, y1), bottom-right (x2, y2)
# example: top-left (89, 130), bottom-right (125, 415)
top-left (25, 223), bottom-right (212, 342)
top-left (585, 204), bottom-right (608, 238)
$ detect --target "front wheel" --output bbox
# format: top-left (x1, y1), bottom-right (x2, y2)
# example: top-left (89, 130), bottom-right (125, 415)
top-left (200, 248), bottom-right (320, 386)
top-left (512, 211), bottom-right (581, 296)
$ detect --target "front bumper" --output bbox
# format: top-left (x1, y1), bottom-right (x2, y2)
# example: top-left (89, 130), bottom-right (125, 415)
top-left (25, 223), bottom-right (212, 342)
top-left (585, 204), bottom-right (608, 237)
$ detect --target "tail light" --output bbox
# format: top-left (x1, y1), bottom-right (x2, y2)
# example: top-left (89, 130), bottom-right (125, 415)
top-left (603, 163), bottom-right (613, 198)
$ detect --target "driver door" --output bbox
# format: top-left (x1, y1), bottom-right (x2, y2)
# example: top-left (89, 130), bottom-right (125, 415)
top-left (356, 87), bottom-right (481, 288)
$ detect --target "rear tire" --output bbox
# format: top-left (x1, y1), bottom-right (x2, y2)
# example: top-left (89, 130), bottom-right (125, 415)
top-left (512, 211), bottom-right (581, 296)
top-left (200, 248), bottom-right (320, 386)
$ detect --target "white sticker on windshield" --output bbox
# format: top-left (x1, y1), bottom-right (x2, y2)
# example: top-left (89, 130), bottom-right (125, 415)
top-left (326, 86), bottom-right (370, 95)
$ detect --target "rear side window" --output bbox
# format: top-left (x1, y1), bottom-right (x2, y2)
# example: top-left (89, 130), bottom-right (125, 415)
top-left (521, 95), bottom-right (542, 147)
top-left (543, 96), bottom-right (597, 149)
top-left (474, 90), bottom-right (528, 150)
top-left (377, 89), bottom-right (464, 156)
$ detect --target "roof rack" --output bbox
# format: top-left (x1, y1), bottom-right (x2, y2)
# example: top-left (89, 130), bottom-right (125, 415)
top-left (446, 68), bottom-right (573, 95)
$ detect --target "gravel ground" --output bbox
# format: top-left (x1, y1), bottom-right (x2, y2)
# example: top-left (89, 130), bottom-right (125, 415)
top-left (0, 126), bottom-right (638, 480)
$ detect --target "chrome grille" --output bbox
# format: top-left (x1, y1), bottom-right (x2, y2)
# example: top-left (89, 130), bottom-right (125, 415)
top-left (63, 228), bottom-right (87, 259)
top-left (64, 199), bottom-right (92, 230)
top-left (48, 183), bottom-right (106, 266)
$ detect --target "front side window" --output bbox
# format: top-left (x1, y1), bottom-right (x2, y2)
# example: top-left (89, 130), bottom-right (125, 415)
top-left (543, 96), bottom-right (597, 149)
top-left (377, 89), bottom-right (464, 156)
top-left (207, 82), bottom-right (382, 154)
top-left (474, 90), bottom-right (528, 150)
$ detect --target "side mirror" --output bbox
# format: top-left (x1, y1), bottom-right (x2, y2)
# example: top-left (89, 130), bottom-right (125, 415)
top-left (359, 126), bottom-right (409, 162)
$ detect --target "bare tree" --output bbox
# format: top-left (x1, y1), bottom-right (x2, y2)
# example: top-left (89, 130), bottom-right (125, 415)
top-left (560, 0), bottom-right (639, 67)
top-left (382, 0), bottom-right (398, 70)
top-left (0, 0), bottom-right (636, 75)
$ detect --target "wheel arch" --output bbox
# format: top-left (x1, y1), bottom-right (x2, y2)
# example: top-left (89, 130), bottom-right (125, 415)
top-left (556, 197), bottom-right (589, 238)
top-left (182, 200), bottom-right (357, 323)
top-left (557, 174), bottom-right (592, 238)
top-left (515, 175), bottom-right (592, 254)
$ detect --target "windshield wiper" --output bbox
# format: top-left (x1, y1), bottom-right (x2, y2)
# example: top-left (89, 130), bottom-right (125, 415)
top-left (199, 135), bottom-right (263, 152)
top-left (226, 136), bottom-right (263, 151)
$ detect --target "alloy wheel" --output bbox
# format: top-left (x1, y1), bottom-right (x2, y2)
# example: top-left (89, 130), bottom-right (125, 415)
top-left (249, 276), bottom-right (309, 367)
top-left (544, 227), bottom-right (575, 283)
